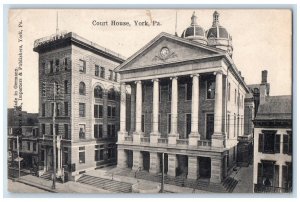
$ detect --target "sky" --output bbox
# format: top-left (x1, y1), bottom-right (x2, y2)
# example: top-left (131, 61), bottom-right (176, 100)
top-left (8, 9), bottom-right (292, 113)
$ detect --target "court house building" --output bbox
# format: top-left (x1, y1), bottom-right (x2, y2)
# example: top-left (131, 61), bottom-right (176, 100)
top-left (115, 11), bottom-right (249, 183)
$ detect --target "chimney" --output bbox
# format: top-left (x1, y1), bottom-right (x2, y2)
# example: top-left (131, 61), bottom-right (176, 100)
top-left (261, 70), bottom-right (268, 83)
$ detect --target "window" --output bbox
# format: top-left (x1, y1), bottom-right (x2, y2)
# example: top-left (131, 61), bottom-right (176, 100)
top-left (235, 89), bottom-right (237, 104)
top-left (42, 103), bottom-right (45, 117)
top-left (95, 145), bottom-right (104, 161)
top-left (79, 59), bottom-right (86, 73)
top-left (50, 124), bottom-right (53, 135)
top-left (112, 106), bottom-right (116, 117)
top-left (228, 83), bottom-right (231, 101)
top-left (94, 105), bottom-right (103, 118)
top-left (63, 58), bottom-right (68, 70)
top-left (257, 161), bottom-right (279, 187)
top-left (79, 146), bottom-right (85, 164)
top-left (282, 162), bottom-right (292, 190)
top-left (33, 143), bottom-right (36, 152)
top-left (100, 67), bottom-right (105, 78)
top-left (94, 86), bottom-right (103, 98)
top-left (108, 106), bottom-right (112, 117)
top-left (27, 142), bottom-right (30, 150)
top-left (64, 102), bottom-right (68, 116)
top-left (51, 103), bottom-right (54, 117)
top-left (64, 80), bottom-right (68, 94)
top-left (41, 124), bottom-right (45, 135)
top-left (185, 83), bottom-right (192, 101)
top-left (79, 103), bottom-right (85, 117)
top-left (109, 70), bottom-right (113, 80)
top-left (55, 81), bottom-right (60, 95)
top-left (107, 124), bottom-right (116, 138)
top-left (142, 115), bottom-right (145, 132)
top-left (42, 81), bottom-right (46, 97)
top-left (64, 124), bottom-right (68, 139)
top-left (63, 147), bottom-right (68, 165)
top-left (168, 114), bottom-right (171, 133)
top-left (94, 124), bottom-right (103, 139)
top-left (49, 60), bottom-right (54, 73)
top-left (79, 82), bottom-right (86, 95)
top-left (258, 131), bottom-right (280, 154)
top-left (95, 65), bottom-right (100, 76)
top-left (207, 79), bottom-right (215, 99)
top-left (55, 59), bottom-right (60, 72)
top-left (79, 124), bottom-right (86, 139)
top-left (107, 144), bottom-right (116, 159)
top-left (108, 89), bottom-right (116, 100)
top-left (206, 114), bottom-right (214, 140)
top-left (283, 131), bottom-right (292, 155)
top-left (186, 114), bottom-right (191, 138)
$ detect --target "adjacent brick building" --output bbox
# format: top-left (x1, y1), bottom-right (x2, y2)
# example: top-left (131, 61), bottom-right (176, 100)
top-left (115, 11), bottom-right (249, 183)
top-left (33, 31), bottom-right (125, 181)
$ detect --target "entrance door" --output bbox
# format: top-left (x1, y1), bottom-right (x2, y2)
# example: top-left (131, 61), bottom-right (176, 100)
top-left (199, 157), bottom-right (211, 178)
top-left (127, 150), bottom-right (133, 168)
top-left (142, 152), bottom-right (150, 171)
top-left (47, 148), bottom-right (53, 171)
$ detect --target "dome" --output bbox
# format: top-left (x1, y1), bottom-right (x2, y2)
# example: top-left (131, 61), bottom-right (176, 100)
top-left (181, 12), bottom-right (207, 45)
top-left (206, 11), bottom-right (233, 56)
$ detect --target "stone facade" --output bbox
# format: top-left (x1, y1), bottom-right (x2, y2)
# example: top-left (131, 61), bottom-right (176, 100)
top-left (33, 32), bottom-right (125, 181)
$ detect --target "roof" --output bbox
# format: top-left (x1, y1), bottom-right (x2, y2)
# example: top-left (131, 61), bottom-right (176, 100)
top-left (207, 26), bottom-right (229, 39)
top-left (255, 95), bottom-right (292, 120)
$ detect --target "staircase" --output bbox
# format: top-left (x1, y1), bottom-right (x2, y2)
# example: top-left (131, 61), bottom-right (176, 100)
top-left (116, 169), bottom-right (238, 193)
top-left (77, 174), bottom-right (132, 193)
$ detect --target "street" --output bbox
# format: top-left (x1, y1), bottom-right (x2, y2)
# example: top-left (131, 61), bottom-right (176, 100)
top-left (7, 179), bottom-right (49, 193)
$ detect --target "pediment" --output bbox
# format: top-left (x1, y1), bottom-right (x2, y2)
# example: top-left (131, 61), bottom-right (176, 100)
top-left (116, 32), bottom-right (225, 72)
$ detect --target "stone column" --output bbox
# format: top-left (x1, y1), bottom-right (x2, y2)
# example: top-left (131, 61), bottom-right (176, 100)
top-left (212, 71), bottom-right (225, 148)
top-left (133, 81), bottom-right (142, 144)
top-left (168, 77), bottom-right (179, 145)
top-left (189, 74), bottom-right (200, 146)
top-left (149, 152), bottom-right (160, 174)
top-left (117, 149), bottom-right (127, 169)
top-left (167, 154), bottom-right (177, 177)
top-left (187, 156), bottom-right (198, 179)
top-left (278, 164), bottom-right (282, 188)
top-left (130, 84), bottom-right (136, 134)
top-left (132, 150), bottom-right (143, 170)
top-left (210, 157), bottom-right (223, 183)
top-left (44, 149), bottom-right (47, 172)
top-left (150, 79), bottom-right (160, 144)
top-left (118, 83), bottom-right (128, 143)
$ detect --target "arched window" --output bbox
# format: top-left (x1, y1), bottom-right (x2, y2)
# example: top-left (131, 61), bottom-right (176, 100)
top-left (94, 85), bottom-right (103, 98)
top-left (79, 82), bottom-right (86, 95)
top-left (54, 81), bottom-right (60, 94)
top-left (108, 88), bottom-right (116, 100)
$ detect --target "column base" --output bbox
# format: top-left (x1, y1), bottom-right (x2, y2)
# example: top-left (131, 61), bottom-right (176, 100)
top-left (188, 132), bottom-right (200, 146)
top-left (150, 132), bottom-right (160, 144)
top-left (212, 132), bottom-right (225, 148)
top-left (168, 133), bottom-right (179, 145)
top-left (117, 131), bottom-right (128, 144)
top-left (133, 131), bottom-right (143, 144)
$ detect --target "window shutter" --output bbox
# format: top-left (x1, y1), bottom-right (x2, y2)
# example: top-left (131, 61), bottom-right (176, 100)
top-left (94, 105), bottom-right (98, 118)
top-left (282, 165), bottom-right (287, 189)
top-left (274, 165), bottom-right (279, 187)
top-left (288, 134), bottom-right (292, 155)
top-left (100, 105), bottom-right (103, 118)
top-left (283, 135), bottom-right (288, 154)
top-left (258, 133), bottom-right (263, 152)
top-left (275, 134), bottom-right (281, 153)
top-left (257, 163), bottom-right (262, 184)
top-left (94, 125), bottom-right (98, 138)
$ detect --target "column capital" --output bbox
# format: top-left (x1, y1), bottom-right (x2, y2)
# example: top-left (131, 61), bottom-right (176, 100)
top-left (120, 82), bottom-right (127, 86)
top-left (170, 76), bottom-right (178, 80)
top-left (190, 73), bottom-right (199, 78)
top-left (214, 70), bottom-right (223, 76)
top-left (135, 80), bottom-right (142, 84)
top-left (151, 78), bottom-right (159, 82)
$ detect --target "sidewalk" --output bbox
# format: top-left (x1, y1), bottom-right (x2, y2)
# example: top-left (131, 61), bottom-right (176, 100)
top-left (232, 164), bottom-right (254, 193)
top-left (17, 175), bottom-right (111, 193)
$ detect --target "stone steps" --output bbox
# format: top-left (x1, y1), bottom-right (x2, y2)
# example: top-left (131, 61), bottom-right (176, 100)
top-left (77, 174), bottom-right (132, 193)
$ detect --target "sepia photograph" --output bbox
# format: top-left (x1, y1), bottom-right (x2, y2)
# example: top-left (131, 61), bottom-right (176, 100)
top-left (6, 7), bottom-right (293, 195)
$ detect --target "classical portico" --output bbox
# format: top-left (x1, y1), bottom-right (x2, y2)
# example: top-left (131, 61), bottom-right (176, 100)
top-left (115, 31), bottom-right (248, 183)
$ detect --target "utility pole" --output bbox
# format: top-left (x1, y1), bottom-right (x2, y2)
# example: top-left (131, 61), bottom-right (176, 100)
top-left (161, 152), bottom-right (164, 193)
top-left (52, 82), bottom-right (57, 189)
